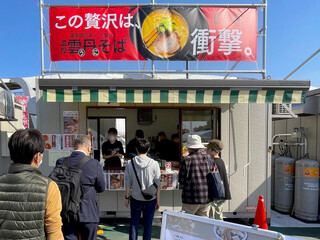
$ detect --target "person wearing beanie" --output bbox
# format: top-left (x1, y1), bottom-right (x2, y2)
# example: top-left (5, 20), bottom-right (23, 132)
top-left (207, 139), bottom-right (231, 220)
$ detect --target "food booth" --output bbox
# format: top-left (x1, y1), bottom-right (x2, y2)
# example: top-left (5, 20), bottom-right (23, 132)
top-left (34, 2), bottom-right (310, 219)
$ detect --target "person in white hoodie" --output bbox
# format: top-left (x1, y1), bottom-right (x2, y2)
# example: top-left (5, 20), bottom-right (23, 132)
top-left (125, 138), bottom-right (161, 240)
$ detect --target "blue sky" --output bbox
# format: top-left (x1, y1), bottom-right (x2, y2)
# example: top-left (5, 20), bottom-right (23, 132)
top-left (0, 0), bottom-right (319, 87)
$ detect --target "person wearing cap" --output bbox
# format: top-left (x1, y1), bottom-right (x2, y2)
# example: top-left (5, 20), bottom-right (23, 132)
top-left (179, 135), bottom-right (212, 217)
top-left (207, 139), bottom-right (231, 220)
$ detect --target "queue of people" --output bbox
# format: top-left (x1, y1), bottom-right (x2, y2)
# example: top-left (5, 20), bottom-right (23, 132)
top-left (0, 128), bottom-right (230, 240)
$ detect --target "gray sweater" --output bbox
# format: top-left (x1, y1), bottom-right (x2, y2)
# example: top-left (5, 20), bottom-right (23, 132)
top-left (125, 155), bottom-right (161, 201)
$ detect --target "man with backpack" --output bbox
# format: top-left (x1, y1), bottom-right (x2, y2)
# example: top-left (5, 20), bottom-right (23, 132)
top-left (51, 136), bottom-right (105, 240)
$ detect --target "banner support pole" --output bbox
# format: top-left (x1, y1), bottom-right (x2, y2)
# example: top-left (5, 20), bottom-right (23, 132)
top-left (262, 0), bottom-right (267, 79)
top-left (40, 0), bottom-right (45, 76)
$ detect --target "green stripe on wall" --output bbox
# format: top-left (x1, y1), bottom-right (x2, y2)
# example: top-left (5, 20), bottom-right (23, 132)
top-left (301, 91), bottom-right (307, 103)
top-left (90, 90), bottom-right (98, 102)
top-left (230, 90), bottom-right (239, 103)
top-left (249, 90), bottom-right (258, 103)
top-left (126, 90), bottom-right (134, 103)
top-left (160, 90), bottom-right (168, 103)
top-left (179, 90), bottom-right (187, 103)
top-left (43, 89), bottom-right (47, 102)
top-left (265, 90), bottom-right (275, 103)
top-left (73, 90), bottom-right (81, 102)
top-left (212, 90), bottom-right (222, 103)
top-left (283, 90), bottom-right (293, 103)
top-left (56, 89), bottom-right (64, 102)
top-left (196, 90), bottom-right (204, 103)
top-left (109, 90), bottom-right (117, 102)
top-left (143, 90), bottom-right (151, 103)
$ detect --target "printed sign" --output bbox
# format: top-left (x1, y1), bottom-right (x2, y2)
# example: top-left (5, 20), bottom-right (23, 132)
top-left (63, 111), bottom-right (79, 134)
top-left (48, 150), bottom-right (71, 167)
top-left (62, 134), bottom-right (77, 150)
top-left (43, 134), bottom-right (62, 150)
top-left (50, 6), bottom-right (257, 61)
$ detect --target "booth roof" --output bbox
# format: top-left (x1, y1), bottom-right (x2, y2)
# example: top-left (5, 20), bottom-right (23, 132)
top-left (39, 75), bottom-right (310, 104)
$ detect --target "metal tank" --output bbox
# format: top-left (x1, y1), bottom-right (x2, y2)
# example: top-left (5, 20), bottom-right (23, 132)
top-left (274, 156), bottom-right (295, 213)
top-left (271, 155), bottom-right (277, 208)
top-left (294, 159), bottom-right (319, 221)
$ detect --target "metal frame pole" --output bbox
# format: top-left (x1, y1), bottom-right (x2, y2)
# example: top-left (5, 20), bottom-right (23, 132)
top-left (40, 0), bottom-right (45, 76)
top-left (151, 0), bottom-right (155, 78)
top-left (283, 48), bottom-right (320, 80)
top-left (223, 61), bottom-right (239, 79)
top-left (262, 0), bottom-right (267, 79)
top-left (43, 3), bottom-right (266, 8)
top-left (43, 69), bottom-right (264, 74)
top-left (186, 61), bottom-right (189, 79)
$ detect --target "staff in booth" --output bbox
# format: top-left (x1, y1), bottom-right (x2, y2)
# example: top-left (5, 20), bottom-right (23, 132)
top-left (102, 128), bottom-right (124, 168)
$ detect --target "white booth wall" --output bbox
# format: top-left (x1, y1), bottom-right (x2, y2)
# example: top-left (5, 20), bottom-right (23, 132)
top-left (36, 98), bottom-right (272, 219)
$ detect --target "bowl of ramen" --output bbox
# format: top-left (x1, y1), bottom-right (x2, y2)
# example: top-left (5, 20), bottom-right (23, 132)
top-left (141, 9), bottom-right (189, 58)
top-left (130, 6), bottom-right (209, 60)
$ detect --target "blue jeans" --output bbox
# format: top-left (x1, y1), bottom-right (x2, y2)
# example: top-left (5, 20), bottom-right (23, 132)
top-left (130, 198), bottom-right (157, 240)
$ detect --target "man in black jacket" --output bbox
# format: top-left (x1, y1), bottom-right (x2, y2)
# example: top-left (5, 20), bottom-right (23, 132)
top-left (207, 139), bottom-right (231, 220)
top-left (56, 136), bottom-right (105, 240)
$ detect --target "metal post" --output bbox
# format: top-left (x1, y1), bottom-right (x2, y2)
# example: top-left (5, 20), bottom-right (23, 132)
top-left (262, 0), bottom-right (267, 79)
top-left (40, 0), bottom-right (45, 76)
top-left (186, 61), bottom-right (189, 79)
top-left (151, 61), bottom-right (155, 79)
top-left (43, 30), bottom-right (61, 79)
top-left (151, 0), bottom-right (155, 79)
top-left (283, 48), bottom-right (320, 80)
top-left (223, 61), bottom-right (239, 79)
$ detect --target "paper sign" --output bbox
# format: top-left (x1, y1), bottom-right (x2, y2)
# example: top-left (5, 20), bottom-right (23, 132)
top-left (63, 111), bottom-right (79, 134)
top-left (43, 134), bottom-right (62, 150)
top-left (48, 150), bottom-right (71, 167)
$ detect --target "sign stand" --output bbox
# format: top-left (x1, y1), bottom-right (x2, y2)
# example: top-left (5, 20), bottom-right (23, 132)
top-left (160, 210), bottom-right (285, 240)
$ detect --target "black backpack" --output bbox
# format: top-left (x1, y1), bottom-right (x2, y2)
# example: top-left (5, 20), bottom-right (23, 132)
top-left (49, 156), bottom-right (91, 223)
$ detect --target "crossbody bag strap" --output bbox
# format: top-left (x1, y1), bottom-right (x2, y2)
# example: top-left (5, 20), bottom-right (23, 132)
top-left (131, 158), bottom-right (143, 190)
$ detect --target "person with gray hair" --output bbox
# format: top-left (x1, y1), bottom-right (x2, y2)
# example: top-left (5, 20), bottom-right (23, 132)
top-left (55, 135), bottom-right (105, 240)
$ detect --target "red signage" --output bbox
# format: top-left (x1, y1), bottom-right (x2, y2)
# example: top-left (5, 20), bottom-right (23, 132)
top-left (15, 96), bottom-right (29, 129)
top-left (50, 6), bottom-right (257, 62)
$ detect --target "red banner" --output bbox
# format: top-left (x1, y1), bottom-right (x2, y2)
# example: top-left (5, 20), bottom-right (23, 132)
top-left (49, 6), bottom-right (257, 61)
top-left (15, 96), bottom-right (29, 129)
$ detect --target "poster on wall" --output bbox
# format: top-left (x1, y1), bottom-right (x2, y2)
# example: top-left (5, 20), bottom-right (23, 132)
top-left (62, 134), bottom-right (78, 150)
top-left (50, 6), bottom-right (257, 62)
top-left (43, 134), bottom-right (62, 150)
top-left (63, 111), bottom-right (79, 134)
top-left (48, 150), bottom-right (71, 167)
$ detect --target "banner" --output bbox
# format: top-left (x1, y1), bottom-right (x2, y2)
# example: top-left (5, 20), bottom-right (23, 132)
top-left (15, 96), bottom-right (29, 128)
top-left (49, 6), bottom-right (257, 61)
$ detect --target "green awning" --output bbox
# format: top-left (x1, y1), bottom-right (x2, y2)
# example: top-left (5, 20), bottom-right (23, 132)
top-left (43, 89), bottom-right (306, 104)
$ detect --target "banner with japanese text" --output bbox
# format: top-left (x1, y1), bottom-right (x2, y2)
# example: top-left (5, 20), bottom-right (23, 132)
top-left (15, 96), bottom-right (29, 128)
top-left (49, 6), bottom-right (257, 61)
